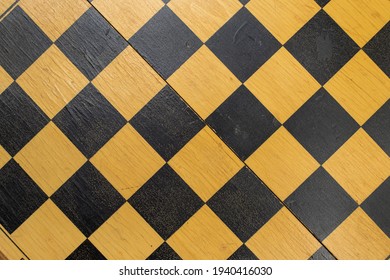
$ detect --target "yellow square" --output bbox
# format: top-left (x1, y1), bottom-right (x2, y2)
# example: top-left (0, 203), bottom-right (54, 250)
top-left (17, 45), bottom-right (89, 118)
top-left (93, 47), bottom-right (165, 120)
top-left (246, 127), bottom-right (320, 201)
top-left (14, 122), bottom-right (87, 196)
top-left (246, 207), bottom-right (321, 259)
top-left (0, 145), bottom-right (11, 169)
top-left (90, 124), bottom-right (165, 199)
top-left (90, 203), bottom-right (163, 259)
top-left (245, 47), bottom-right (320, 123)
top-left (247, 0), bottom-right (320, 44)
top-left (323, 129), bottom-right (390, 204)
top-left (167, 205), bottom-right (242, 259)
top-left (12, 200), bottom-right (85, 259)
top-left (325, 51), bottom-right (390, 125)
top-left (168, 0), bottom-right (241, 42)
top-left (168, 46), bottom-right (241, 118)
top-left (169, 127), bottom-right (243, 201)
top-left (324, 208), bottom-right (390, 260)
top-left (92, 0), bottom-right (164, 39)
top-left (0, 230), bottom-right (27, 260)
top-left (324, 0), bottom-right (390, 47)
top-left (19, 0), bottom-right (90, 41)
top-left (0, 66), bottom-right (13, 94)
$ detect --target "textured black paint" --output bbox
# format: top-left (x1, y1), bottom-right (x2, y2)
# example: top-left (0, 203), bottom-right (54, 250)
top-left (285, 10), bottom-right (359, 84)
top-left (228, 245), bottom-right (258, 260)
top-left (361, 178), bottom-right (390, 237)
top-left (56, 8), bottom-right (127, 80)
top-left (147, 243), bottom-right (181, 260)
top-left (66, 240), bottom-right (106, 260)
top-left (129, 6), bottom-right (202, 79)
top-left (309, 246), bottom-right (336, 260)
top-left (207, 8), bottom-right (281, 82)
top-left (239, 0), bottom-right (250, 5)
top-left (0, 83), bottom-right (49, 156)
top-left (207, 85), bottom-right (280, 160)
top-left (0, 7), bottom-right (51, 79)
top-left (130, 86), bottom-right (204, 161)
top-left (207, 167), bottom-right (282, 242)
top-left (285, 88), bottom-right (359, 163)
top-left (0, 160), bottom-right (47, 233)
top-left (364, 23), bottom-right (389, 77)
top-left (286, 167), bottom-right (358, 241)
top-left (363, 100), bottom-right (389, 156)
top-left (314, 0), bottom-right (331, 7)
top-left (53, 84), bottom-right (126, 158)
top-left (129, 165), bottom-right (203, 240)
top-left (52, 162), bottom-right (125, 237)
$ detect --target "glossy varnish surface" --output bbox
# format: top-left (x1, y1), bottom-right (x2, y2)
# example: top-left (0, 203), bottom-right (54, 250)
top-left (0, 0), bottom-right (389, 260)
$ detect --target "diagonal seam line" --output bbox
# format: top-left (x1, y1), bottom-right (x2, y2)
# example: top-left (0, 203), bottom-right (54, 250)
top-left (0, 226), bottom-right (30, 260)
top-left (0, 0), bottom-right (20, 21)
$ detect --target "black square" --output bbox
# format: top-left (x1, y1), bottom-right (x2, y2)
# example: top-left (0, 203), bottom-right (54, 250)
top-left (56, 8), bottom-right (127, 80)
top-left (129, 6), bottom-right (202, 79)
top-left (0, 83), bottom-right (49, 156)
top-left (314, 0), bottom-right (330, 7)
top-left (206, 8), bottom-right (281, 82)
top-left (363, 99), bottom-right (389, 156)
top-left (53, 84), bottom-right (126, 158)
top-left (285, 10), bottom-right (359, 84)
top-left (309, 246), bottom-right (336, 260)
top-left (228, 245), bottom-right (258, 260)
top-left (239, 0), bottom-right (251, 5)
top-left (207, 167), bottom-right (282, 242)
top-left (129, 165), bottom-right (203, 240)
top-left (66, 240), bottom-right (106, 260)
top-left (147, 243), bottom-right (181, 260)
top-left (52, 162), bottom-right (125, 237)
top-left (361, 178), bottom-right (390, 237)
top-left (206, 85), bottom-right (280, 160)
top-left (284, 88), bottom-right (359, 163)
top-left (285, 167), bottom-right (358, 241)
top-left (0, 7), bottom-right (51, 79)
top-left (363, 23), bottom-right (389, 77)
top-left (130, 86), bottom-right (204, 161)
top-left (0, 160), bottom-right (47, 233)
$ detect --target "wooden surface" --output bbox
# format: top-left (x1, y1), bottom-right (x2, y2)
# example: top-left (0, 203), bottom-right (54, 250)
top-left (0, 0), bottom-right (389, 260)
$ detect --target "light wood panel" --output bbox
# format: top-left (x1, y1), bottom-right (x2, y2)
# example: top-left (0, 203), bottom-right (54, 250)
top-left (168, 205), bottom-right (242, 259)
top-left (246, 127), bottom-right (320, 201)
top-left (246, 207), bottom-right (321, 259)
top-left (17, 45), bottom-right (89, 118)
top-left (0, 229), bottom-right (27, 260)
top-left (12, 200), bottom-right (85, 260)
top-left (324, 129), bottom-right (390, 204)
top-left (90, 203), bottom-right (163, 259)
top-left (168, 0), bottom-right (242, 42)
top-left (324, 208), bottom-right (390, 259)
top-left (93, 47), bottom-right (165, 120)
top-left (169, 127), bottom-right (243, 201)
top-left (14, 122), bottom-right (87, 196)
top-left (0, 66), bottom-right (13, 94)
top-left (19, 0), bottom-right (89, 41)
top-left (247, 0), bottom-right (320, 44)
top-left (168, 46), bottom-right (241, 118)
top-left (91, 124), bottom-right (165, 199)
top-left (0, 145), bottom-right (11, 169)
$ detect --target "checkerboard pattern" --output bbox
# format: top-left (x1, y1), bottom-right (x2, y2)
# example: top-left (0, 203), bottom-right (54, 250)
top-left (1, 0), bottom-right (389, 260)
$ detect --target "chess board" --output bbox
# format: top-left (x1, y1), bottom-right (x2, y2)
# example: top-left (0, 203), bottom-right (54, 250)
top-left (0, 0), bottom-right (389, 260)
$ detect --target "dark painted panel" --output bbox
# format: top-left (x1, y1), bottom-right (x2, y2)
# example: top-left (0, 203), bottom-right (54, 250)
top-left (285, 88), bottom-right (359, 163)
top-left (147, 243), bottom-right (182, 260)
top-left (53, 84), bottom-right (126, 158)
top-left (309, 246), bottom-right (336, 260)
top-left (52, 162), bottom-right (125, 237)
top-left (228, 245), bottom-right (258, 260)
top-left (207, 8), bottom-right (281, 82)
top-left (129, 6), bottom-right (202, 79)
top-left (208, 167), bottom-right (282, 242)
top-left (66, 240), bottom-right (106, 260)
top-left (0, 83), bottom-right (49, 156)
top-left (0, 160), bottom-right (48, 233)
top-left (207, 85), bottom-right (280, 160)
